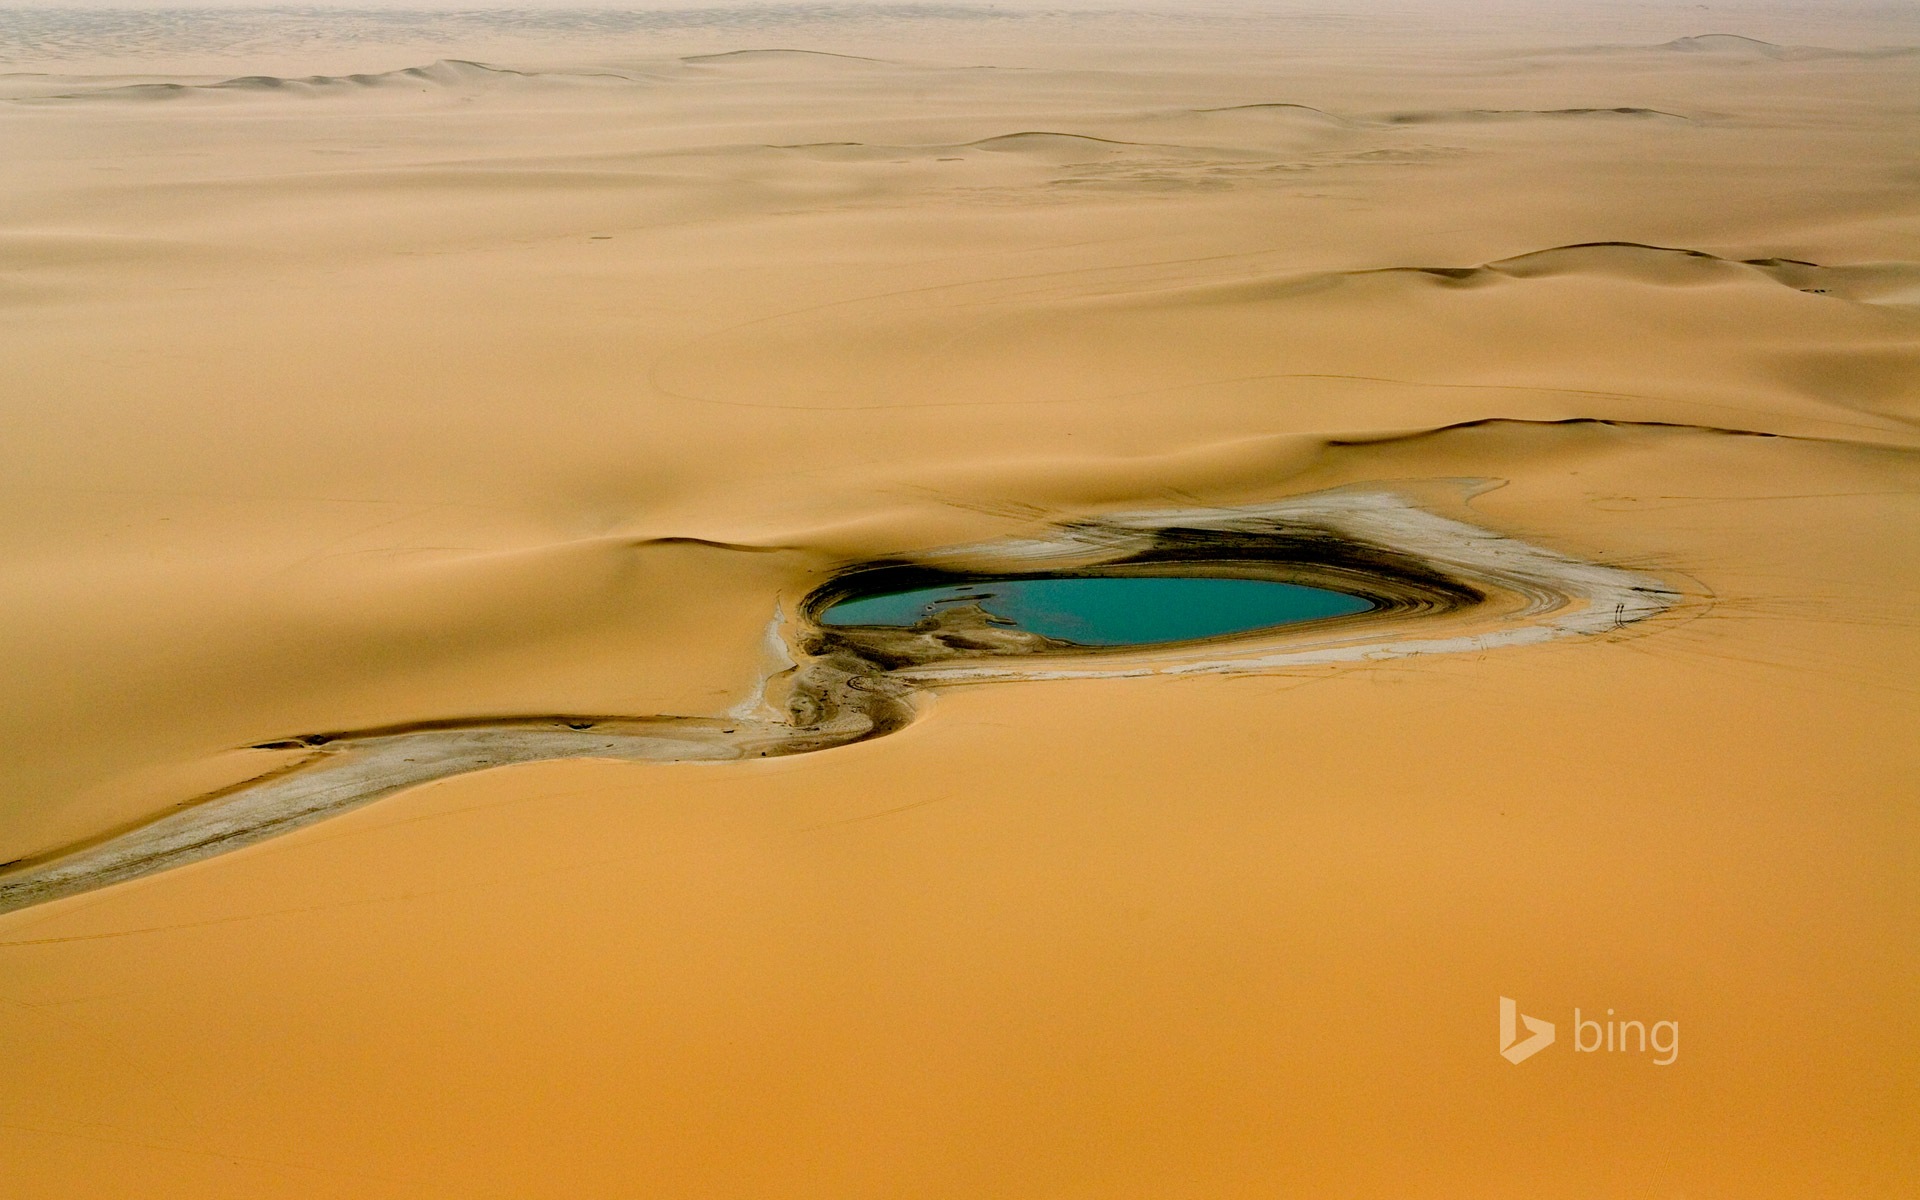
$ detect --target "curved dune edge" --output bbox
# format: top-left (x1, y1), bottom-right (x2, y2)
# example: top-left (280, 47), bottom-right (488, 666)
top-left (0, 485), bottom-right (1680, 916)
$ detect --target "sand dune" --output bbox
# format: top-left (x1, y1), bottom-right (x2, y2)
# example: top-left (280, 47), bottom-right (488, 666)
top-left (1191, 101), bottom-right (1349, 123)
top-left (772, 130), bottom-right (1230, 164)
top-left (0, 4), bottom-right (1913, 1196)
top-left (967, 130), bottom-right (1234, 163)
top-left (682, 47), bottom-right (902, 69)
top-left (1559, 31), bottom-right (1920, 61)
top-left (1658, 32), bottom-right (1920, 59)
top-left (1663, 33), bottom-right (1801, 57)
top-left (18, 58), bottom-right (638, 103)
top-left (647, 232), bottom-right (1920, 441)
top-left (1371, 241), bottom-right (1920, 301)
top-left (1377, 106), bottom-right (1689, 124)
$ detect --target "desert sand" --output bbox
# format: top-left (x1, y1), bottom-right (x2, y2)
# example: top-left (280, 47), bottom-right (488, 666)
top-left (0, 2), bottom-right (1915, 1196)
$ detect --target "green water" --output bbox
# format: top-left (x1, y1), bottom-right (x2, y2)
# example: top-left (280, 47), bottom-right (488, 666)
top-left (820, 575), bottom-right (1372, 647)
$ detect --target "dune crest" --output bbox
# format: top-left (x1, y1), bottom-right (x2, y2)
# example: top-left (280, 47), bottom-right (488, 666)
top-left (1661, 33), bottom-right (1791, 56)
top-left (25, 59), bottom-right (629, 103)
top-left (682, 48), bottom-right (895, 66)
top-left (1278, 242), bottom-right (1920, 307)
top-left (1379, 106), bottom-right (1689, 124)
top-left (1557, 32), bottom-right (1919, 62)
top-left (1192, 101), bottom-right (1351, 124)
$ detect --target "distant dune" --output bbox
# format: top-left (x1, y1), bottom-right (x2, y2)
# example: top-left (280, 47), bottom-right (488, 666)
top-left (23, 59), bottom-right (635, 102)
top-left (1661, 33), bottom-right (1796, 56)
top-left (1383, 241), bottom-right (1918, 296)
top-left (682, 47), bottom-right (897, 67)
top-left (1377, 106), bottom-right (1689, 124)
top-left (1556, 32), bottom-right (1920, 61)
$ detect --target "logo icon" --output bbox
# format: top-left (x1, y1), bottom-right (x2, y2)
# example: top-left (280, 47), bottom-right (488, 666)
top-left (1499, 996), bottom-right (1556, 1064)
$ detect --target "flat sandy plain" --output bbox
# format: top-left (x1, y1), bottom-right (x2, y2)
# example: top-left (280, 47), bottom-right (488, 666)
top-left (0, 2), bottom-right (1916, 1195)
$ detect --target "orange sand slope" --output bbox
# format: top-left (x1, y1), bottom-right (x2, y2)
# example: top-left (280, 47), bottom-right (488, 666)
top-left (0, 3), bottom-right (1915, 1196)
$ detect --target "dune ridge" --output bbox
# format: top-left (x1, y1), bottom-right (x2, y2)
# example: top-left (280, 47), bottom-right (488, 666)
top-left (1665, 33), bottom-right (1798, 57)
top-left (1378, 107), bottom-right (1689, 124)
top-left (20, 58), bottom-right (634, 103)
top-left (1559, 32), bottom-right (1920, 61)
top-left (1411, 242), bottom-right (1920, 306)
top-left (1172, 242), bottom-right (1920, 310)
top-left (682, 48), bottom-right (896, 66)
top-left (1192, 101), bottom-right (1352, 123)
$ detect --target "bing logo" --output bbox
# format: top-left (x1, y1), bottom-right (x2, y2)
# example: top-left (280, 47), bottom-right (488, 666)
top-left (1498, 996), bottom-right (1680, 1065)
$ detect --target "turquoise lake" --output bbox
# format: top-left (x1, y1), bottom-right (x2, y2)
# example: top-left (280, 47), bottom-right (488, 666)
top-left (820, 575), bottom-right (1373, 647)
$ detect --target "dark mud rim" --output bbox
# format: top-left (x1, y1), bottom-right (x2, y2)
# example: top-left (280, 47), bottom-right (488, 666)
top-left (799, 522), bottom-right (1486, 657)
